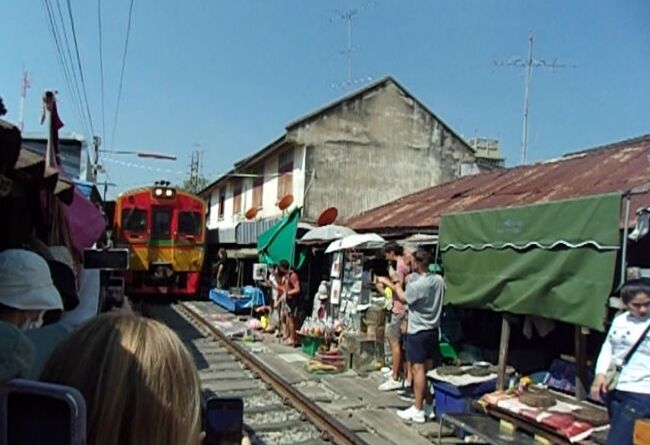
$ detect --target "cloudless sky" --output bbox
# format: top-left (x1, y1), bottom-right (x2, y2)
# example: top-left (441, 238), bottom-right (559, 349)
top-left (2, 0), bottom-right (649, 198)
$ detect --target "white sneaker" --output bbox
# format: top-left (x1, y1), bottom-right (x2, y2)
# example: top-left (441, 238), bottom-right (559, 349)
top-left (397, 405), bottom-right (425, 423)
top-left (378, 377), bottom-right (403, 391)
top-left (424, 402), bottom-right (435, 420)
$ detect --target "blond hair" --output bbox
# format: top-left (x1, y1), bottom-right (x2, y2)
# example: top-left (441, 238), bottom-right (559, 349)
top-left (40, 313), bottom-right (201, 445)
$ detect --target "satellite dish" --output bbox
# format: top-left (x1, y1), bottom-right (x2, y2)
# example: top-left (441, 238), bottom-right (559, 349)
top-left (278, 194), bottom-right (294, 211)
top-left (317, 207), bottom-right (338, 226)
top-left (245, 207), bottom-right (259, 220)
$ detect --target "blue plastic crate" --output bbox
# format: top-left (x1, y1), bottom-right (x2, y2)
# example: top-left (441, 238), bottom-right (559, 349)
top-left (209, 286), bottom-right (265, 313)
top-left (432, 379), bottom-right (497, 416)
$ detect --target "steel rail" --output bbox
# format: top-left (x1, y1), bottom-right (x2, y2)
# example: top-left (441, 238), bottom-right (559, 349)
top-left (177, 302), bottom-right (369, 445)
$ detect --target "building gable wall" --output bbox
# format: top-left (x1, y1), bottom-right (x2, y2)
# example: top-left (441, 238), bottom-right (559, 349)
top-left (288, 81), bottom-right (474, 221)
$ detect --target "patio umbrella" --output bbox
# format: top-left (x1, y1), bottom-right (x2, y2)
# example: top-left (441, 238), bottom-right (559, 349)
top-left (299, 225), bottom-right (356, 244)
top-left (325, 233), bottom-right (385, 253)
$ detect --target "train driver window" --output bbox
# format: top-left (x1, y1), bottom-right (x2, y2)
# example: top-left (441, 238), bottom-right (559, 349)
top-left (178, 211), bottom-right (201, 236)
top-left (152, 208), bottom-right (172, 239)
top-left (122, 208), bottom-right (147, 233)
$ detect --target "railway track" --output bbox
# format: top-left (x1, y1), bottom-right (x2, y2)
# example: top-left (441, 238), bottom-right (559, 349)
top-left (150, 301), bottom-right (369, 445)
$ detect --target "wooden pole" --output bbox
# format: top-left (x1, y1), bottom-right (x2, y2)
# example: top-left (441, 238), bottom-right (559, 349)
top-left (497, 315), bottom-right (512, 391)
top-left (574, 326), bottom-right (587, 401)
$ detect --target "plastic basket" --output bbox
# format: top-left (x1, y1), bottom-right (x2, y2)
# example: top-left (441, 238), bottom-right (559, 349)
top-left (301, 336), bottom-right (323, 357)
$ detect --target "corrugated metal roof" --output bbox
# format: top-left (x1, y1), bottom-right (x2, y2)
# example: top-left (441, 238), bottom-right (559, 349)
top-left (346, 134), bottom-right (650, 233)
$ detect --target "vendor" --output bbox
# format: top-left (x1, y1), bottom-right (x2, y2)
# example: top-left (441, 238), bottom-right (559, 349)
top-left (262, 264), bottom-right (280, 334)
top-left (378, 247), bottom-right (444, 424)
top-left (213, 249), bottom-right (230, 290)
top-left (591, 278), bottom-right (650, 445)
top-left (276, 260), bottom-right (301, 347)
top-left (311, 281), bottom-right (328, 321)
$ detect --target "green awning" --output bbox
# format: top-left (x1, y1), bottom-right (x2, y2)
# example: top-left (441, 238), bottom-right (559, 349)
top-left (439, 193), bottom-right (622, 331)
top-left (257, 208), bottom-right (306, 269)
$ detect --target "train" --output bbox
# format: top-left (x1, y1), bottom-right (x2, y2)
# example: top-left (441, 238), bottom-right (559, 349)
top-left (113, 182), bottom-right (206, 297)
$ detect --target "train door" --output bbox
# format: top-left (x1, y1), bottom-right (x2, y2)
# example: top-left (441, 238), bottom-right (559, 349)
top-left (151, 207), bottom-right (172, 240)
top-left (150, 207), bottom-right (173, 267)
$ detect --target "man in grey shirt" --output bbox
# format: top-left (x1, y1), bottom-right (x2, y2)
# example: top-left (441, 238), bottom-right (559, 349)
top-left (379, 247), bottom-right (444, 423)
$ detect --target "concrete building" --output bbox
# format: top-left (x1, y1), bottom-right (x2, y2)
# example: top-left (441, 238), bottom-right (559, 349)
top-left (467, 137), bottom-right (505, 168)
top-left (200, 76), bottom-right (486, 248)
top-left (21, 132), bottom-right (88, 179)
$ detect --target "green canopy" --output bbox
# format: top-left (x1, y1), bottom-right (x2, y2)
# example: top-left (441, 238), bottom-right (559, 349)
top-left (257, 208), bottom-right (306, 269)
top-left (439, 193), bottom-right (622, 331)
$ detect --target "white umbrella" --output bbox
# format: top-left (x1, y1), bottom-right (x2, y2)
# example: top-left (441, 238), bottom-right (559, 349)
top-left (300, 225), bottom-right (356, 244)
top-left (325, 233), bottom-right (386, 253)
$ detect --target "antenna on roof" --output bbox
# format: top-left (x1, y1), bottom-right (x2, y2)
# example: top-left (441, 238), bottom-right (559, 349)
top-left (494, 32), bottom-right (575, 165)
top-left (330, 5), bottom-right (374, 91)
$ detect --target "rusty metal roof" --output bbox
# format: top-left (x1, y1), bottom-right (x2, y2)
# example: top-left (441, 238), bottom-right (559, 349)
top-left (346, 134), bottom-right (650, 233)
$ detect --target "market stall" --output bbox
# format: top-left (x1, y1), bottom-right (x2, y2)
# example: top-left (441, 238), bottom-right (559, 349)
top-left (298, 233), bottom-right (387, 373)
top-left (435, 193), bottom-right (622, 443)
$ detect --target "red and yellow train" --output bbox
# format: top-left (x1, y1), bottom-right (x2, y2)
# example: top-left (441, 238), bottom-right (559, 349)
top-left (113, 182), bottom-right (206, 296)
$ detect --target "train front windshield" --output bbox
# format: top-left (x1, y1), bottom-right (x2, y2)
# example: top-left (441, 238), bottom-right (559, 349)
top-left (152, 207), bottom-right (172, 239)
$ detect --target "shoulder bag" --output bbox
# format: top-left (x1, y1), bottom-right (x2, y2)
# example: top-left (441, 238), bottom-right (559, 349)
top-left (605, 320), bottom-right (650, 391)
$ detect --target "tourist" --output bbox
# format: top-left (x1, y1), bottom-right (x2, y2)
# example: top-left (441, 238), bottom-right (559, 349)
top-left (0, 321), bottom-right (34, 383)
top-left (591, 278), bottom-right (650, 445)
top-left (40, 313), bottom-right (204, 445)
top-left (25, 266), bottom-right (101, 378)
top-left (378, 247), bottom-right (444, 423)
top-left (378, 242), bottom-right (412, 392)
top-left (0, 249), bottom-right (64, 331)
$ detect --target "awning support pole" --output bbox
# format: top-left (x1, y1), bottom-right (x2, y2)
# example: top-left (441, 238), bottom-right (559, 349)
top-left (496, 315), bottom-right (511, 391)
top-left (619, 193), bottom-right (632, 289)
top-left (574, 326), bottom-right (587, 401)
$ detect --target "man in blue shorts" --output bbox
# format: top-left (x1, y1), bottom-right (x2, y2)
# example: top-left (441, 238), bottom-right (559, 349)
top-left (378, 247), bottom-right (444, 423)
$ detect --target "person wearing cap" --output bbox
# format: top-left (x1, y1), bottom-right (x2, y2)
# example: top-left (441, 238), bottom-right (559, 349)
top-left (0, 249), bottom-right (64, 331)
top-left (378, 247), bottom-right (444, 423)
top-left (25, 253), bottom-right (102, 378)
top-left (311, 281), bottom-right (329, 320)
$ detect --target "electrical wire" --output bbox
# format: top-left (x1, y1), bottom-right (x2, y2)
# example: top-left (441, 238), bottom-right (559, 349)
top-left (65, 0), bottom-right (95, 136)
top-left (111, 0), bottom-right (135, 147)
top-left (97, 0), bottom-right (106, 141)
top-left (42, 0), bottom-right (90, 136)
top-left (53, 0), bottom-right (86, 125)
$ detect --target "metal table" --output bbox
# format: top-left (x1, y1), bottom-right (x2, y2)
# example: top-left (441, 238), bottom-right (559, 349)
top-left (437, 413), bottom-right (540, 445)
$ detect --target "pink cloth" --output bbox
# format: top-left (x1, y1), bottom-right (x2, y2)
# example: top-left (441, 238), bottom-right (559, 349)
top-left (46, 101), bottom-right (105, 253)
top-left (63, 188), bottom-right (106, 253)
top-left (392, 258), bottom-right (410, 315)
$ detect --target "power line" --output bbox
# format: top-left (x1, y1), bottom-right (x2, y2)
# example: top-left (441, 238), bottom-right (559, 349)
top-left (53, 0), bottom-right (87, 131)
top-left (97, 0), bottom-right (106, 140)
top-left (65, 0), bottom-right (95, 135)
top-left (41, 0), bottom-right (89, 135)
top-left (111, 0), bottom-right (135, 147)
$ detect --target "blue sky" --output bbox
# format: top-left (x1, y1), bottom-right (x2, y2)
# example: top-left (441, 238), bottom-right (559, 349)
top-left (2, 0), bottom-right (649, 198)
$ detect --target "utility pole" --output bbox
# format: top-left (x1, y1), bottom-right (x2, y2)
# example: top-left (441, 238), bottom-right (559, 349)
top-left (101, 180), bottom-right (117, 201)
top-left (188, 150), bottom-right (201, 193)
top-left (92, 135), bottom-right (101, 183)
top-left (18, 69), bottom-right (31, 131)
top-left (495, 32), bottom-right (572, 165)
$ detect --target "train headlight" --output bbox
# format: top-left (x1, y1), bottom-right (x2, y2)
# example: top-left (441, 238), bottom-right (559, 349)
top-left (154, 188), bottom-right (163, 197)
top-left (165, 189), bottom-right (173, 197)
